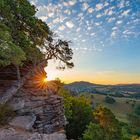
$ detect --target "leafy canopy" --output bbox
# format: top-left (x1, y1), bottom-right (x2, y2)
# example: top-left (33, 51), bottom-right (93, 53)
top-left (0, 0), bottom-right (74, 69)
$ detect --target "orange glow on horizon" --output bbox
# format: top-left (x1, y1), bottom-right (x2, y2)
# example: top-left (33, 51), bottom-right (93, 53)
top-left (44, 66), bottom-right (140, 85)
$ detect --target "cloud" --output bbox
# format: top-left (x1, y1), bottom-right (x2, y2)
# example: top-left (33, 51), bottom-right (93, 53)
top-left (96, 14), bottom-right (102, 18)
top-left (30, 0), bottom-right (38, 5)
top-left (76, 28), bottom-right (80, 32)
top-left (63, 2), bottom-right (69, 6)
top-left (66, 21), bottom-right (74, 28)
top-left (90, 32), bottom-right (96, 36)
top-left (121, 9), bottom-right (131, 17)
top-left (112, 27), bottom-right (118, 30)
top-left (53, 18), bottom-right (60, 24)
top-left (123, 30), bottom-right (135, 35)
top-left (95, 22), bottom-right (102, 26)
top-left (64, 10), bottom-right (71, 15)
top-left (88, 7), bottom-right (94, 13)
top-left (58, 25), bottom-right (65, 30)
top-left (108, 10), bottom-right (113, 16)
top-left (82, 2), bottom-right (89, 10)
top-left (116, 20), bottom-right (123, 24)
top-left (39, 16), bottom-right (48, 22)
top-left (68, 0), bottom-right (77, 6)
top-left (111, 31), bottom-right (117, 38)
top-left (104, 2), bottom-right (109, 7)
top-left (96, 3), bottom-right (103, 11)
top-left (118, 0), bottom-right (125, 9)
top-left (108, 17), bottom-right (115, 23)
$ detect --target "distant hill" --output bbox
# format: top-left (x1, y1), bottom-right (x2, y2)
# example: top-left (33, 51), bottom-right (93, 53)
top-left (64, 81), bottom-right (103, 92)
top-left (64, 81), bottom-right (140, 97)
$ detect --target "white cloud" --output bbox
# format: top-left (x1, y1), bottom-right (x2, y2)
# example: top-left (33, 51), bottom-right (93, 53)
top-left (82, 2), bottom-right (89, 10)
top-left (108, 10), bottom-right (113, 16)
top-left (68, 0), bottom-right (77, 6)
top-left (88, 7), bottom-right (94, 13)
top-left (108, 17), bottom-right (115, 23)
top-left (63, 2), bottom-right (69, 6)
top-left (66, 21), bottom-right (74, 28)
top-left (30, 0), bottom-right (38, 5)
top-left (104, 2), bottom-right (109, 7)
top-left (87, 26), bottom-right (92, 30)
top-left (116, 20), bottom-right (123, 24)
top-left (95, 22), bottom-right (101, 26)
top-left (90, 32), bottom-right (96, 36)
top-left (76, 28), bottom-right (80, 32)
top-left (96, 14), bottom-right (102, 18)
top-left (64, 10), bottom-right (71, 15)
top-left (118, 0), bottom-right (125, 9)
top-left (53, 18), bottom-right (60, 24)
top-left (121, 9), bottom-right (131, 17)
top-left (58, 25), bottom-right (65, 31)
top-left (39, 16), bottom-right (48, 22)
top-left (123, 30), bottom-right (134, 35)
top-left (112, 27), bottom-right (118, 30)
top-left (96, 3), bottom-right (103, 11)
top-left (48, 12), bottom-right (54, 17)
top-left (111, 31), bottom-right (117, 38)
top-left (78, 13), bottom-right (84, 17)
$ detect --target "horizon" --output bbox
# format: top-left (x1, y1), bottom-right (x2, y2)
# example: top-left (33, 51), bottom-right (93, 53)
top-left (32, 0), bottom-right (140, 84)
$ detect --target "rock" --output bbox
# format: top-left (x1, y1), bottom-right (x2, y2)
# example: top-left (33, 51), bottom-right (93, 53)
top-left (9, 115), bottom-right (36, 130)
top-left (0, 127), bottom-right (67, 140)
top-left (9, 98), bottom-right (25, 111)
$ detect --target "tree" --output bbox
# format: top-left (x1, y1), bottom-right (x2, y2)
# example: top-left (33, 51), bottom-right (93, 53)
top-left (0, 23), bottom-right (26, 80)
top-left (93, 105), bottom-right (122, 140)
top-left (59, 90), bottom-right (93, 140)
top-left (134, 104), bottom-right (140, 115)
top-left (81, 122), bottom-right (104, 140)
top-left (104, 96), bottom-right (116, 104)
top-left (0, 0), bottom-right (74, 80)
top-left (127, 104), bottom-right (140, 133)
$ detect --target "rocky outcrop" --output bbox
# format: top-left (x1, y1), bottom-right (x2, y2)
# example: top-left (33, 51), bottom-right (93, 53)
top-left (0, 127), bottom-right (66, 140)
top-left (8, 88), bottom-right (66, 134)
top-left (0, 64), bottom-right (67, 140)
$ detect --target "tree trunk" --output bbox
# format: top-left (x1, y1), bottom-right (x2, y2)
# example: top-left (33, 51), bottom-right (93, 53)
top-left (0, 59), bottom-right (48, 104)
top-left (15, 65), bottom-right (21, 81)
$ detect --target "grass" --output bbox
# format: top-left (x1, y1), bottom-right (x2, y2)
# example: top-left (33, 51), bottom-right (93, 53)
top-left (91, 94), bottom-right (140, 123)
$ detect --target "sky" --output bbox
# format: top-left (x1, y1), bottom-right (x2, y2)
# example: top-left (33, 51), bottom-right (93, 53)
top-left (30, 0), bottom-right (140, 84)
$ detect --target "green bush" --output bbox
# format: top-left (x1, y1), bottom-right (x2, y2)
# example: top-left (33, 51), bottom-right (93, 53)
top-left (0, 104), bottom-right (15, 125)
top-left (59, 89), bottom-right (93, 140)
top-left (104, 96), bottom-right (116, 104)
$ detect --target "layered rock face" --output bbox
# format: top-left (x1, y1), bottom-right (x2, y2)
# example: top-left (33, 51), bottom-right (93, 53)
top-left (0, 66), bottom-right (67, 140)
top-left (0, 127), bottom-right (66, 140)
top-left (9, 89), bottom-right (66, 134)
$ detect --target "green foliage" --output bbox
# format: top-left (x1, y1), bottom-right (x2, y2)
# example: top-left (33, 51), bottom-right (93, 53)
top-left (104, 96), bottom-right (116, 104)
top-left (81, 122), bottom-right (104, 140)
top-left (60, 89), bottom-right (93, 140)
top-left (0, 0), bottom-right (74, 70)
top-left (131, 136), bottom-right (140, 140)
top-left (134, 104), bottom-right (140, 115)
top-left (127, 104), bottom-right (140, 133)
top-left (93, 105), bottom-right (122, 140)
top-left (0, 23), bottom-right (26, 66)
top-left (0, 104), bottom-right (15, 125)
top-left (127, 113), bottom-right (140, 129)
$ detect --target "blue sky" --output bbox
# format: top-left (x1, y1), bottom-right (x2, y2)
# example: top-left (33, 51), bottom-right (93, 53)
top-left (30, 0), bottom-right (140, 84)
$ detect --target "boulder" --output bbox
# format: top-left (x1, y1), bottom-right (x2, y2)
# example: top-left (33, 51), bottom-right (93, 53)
top-left (9, 115), bottom-right (36, 130)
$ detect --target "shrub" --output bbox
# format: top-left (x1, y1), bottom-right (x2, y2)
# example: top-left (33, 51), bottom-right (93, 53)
top-left (0, 104), bottom-right (15, 125)
top-left (104, 96), bottom-right (116, 104)
top-left (59, 89), bottom-right (93, 140)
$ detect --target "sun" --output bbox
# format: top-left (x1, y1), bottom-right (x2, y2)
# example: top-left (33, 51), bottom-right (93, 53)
top-left (44, 66), bottom-right (57, 81)
top-left (47, 73), bottom-right (55, 81)
top-left (43, 78), bottom-right (47, 82)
